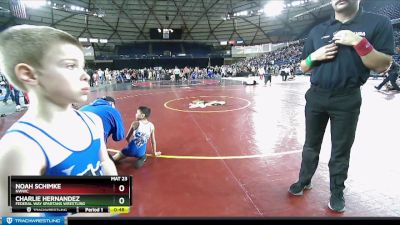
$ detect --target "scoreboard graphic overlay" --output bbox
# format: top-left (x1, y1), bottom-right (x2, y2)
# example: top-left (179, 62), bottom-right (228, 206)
top-left (8, 176), bottom-right (132, 214)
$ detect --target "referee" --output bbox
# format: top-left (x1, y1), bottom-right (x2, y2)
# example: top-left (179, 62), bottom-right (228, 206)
top-left (288, 0), bottom-right (394, 213)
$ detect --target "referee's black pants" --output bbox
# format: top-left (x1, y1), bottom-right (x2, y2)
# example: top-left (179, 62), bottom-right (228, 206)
top-left (298, 85), bottom-right (362, 193)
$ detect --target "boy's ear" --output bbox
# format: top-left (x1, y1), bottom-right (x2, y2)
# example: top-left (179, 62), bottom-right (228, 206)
top-left (14, 63), bottom-right (39, 86)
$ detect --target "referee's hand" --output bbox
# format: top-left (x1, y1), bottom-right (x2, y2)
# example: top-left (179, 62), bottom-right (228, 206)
top-left (311, 43), bottom-right (338, 61)
top-left (332, 30), bottom-right (363, 46)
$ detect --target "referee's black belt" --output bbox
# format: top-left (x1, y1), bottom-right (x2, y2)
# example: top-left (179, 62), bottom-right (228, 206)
top-left (309, 85), bottom-right (360, 95)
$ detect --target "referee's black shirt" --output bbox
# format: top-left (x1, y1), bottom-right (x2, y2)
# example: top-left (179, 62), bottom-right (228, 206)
top-left (301, 9), bottom-right (395, 90)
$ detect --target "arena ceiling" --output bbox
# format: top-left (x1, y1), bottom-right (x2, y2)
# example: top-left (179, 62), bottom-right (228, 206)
top-left (0, 0), bottom-right (396, 52)
top-left (0, 0), bottom-right (334, 45)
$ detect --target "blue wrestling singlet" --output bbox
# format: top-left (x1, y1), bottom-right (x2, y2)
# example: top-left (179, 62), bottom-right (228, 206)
top-left (121, 121), bottom-right (154, 158)
top-left (6, 110), bottom-right (104, 216)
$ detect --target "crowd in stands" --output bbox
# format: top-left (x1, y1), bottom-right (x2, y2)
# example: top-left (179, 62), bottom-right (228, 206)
top-left (87, 66), bottom-right (224, 86)
top-left (221, 41), bottom-right (304, 79)
top-left (371, 0), bottom-right (400, 20)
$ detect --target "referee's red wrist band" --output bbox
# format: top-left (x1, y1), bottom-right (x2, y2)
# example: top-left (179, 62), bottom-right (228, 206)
top-left (354, 37), bottom-right (374, 56)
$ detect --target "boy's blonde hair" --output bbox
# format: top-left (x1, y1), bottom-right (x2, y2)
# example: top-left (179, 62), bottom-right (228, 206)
top-left (0, 25), bottom-right (82, 91)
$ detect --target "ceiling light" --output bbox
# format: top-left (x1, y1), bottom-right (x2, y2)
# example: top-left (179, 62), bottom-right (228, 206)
top-left (89, 38), bottom-right (98, 43)
top-left (22, 0), bottom-right (47, 8)
top-left (264, 0), bottom-right (284, 17)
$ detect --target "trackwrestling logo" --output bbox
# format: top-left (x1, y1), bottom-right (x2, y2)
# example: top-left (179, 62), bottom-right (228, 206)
top-left (3, 217), bottom-right (64, 225)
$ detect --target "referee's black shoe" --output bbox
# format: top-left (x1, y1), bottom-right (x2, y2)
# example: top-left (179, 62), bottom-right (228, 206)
top-left (288, 181), bottom-right (312, 196)
top-left (328, 191), bottom-right (345, 213)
